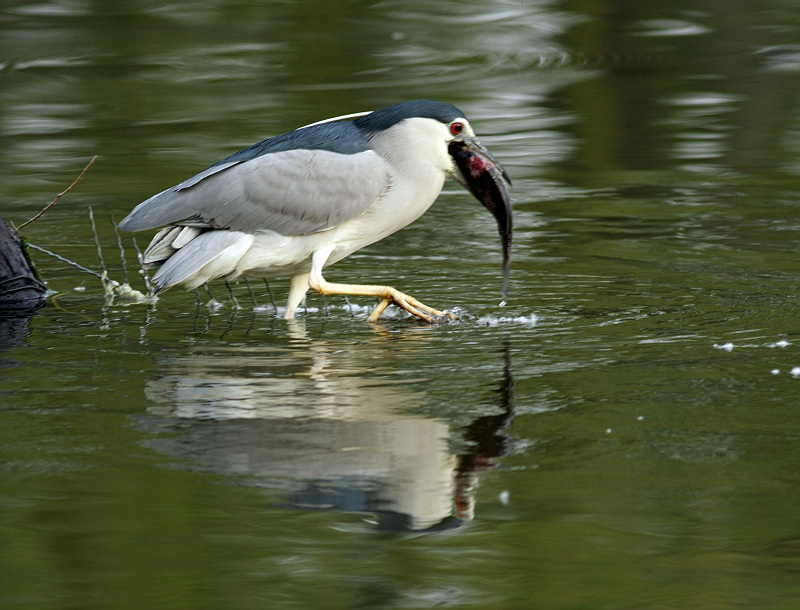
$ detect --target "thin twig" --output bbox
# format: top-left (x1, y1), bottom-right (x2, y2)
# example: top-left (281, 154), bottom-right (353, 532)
top-left (130, 236), bottom-right (154, 293)
top-left (111, 217), bottom-right (129, 285)
top-left (88, 206), bottom-right (107, 277)
top-left (264, 279), bottom-right (277, 313)
top-left (18, 155), bottom-right (98, 230)
top-left (224, 279), bottom-right (240, 309)
top-left (244, 278), bottom-right (258, 307)
top-left (26, 242), bottom-right (104, 280)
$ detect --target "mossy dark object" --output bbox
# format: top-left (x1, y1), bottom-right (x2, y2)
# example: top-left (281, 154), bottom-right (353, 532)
top-left (0, 217), bottom-right (47, 314)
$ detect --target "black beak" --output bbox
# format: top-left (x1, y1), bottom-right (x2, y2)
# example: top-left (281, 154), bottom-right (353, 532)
top-left (449, 137), bottom-right (513, 300)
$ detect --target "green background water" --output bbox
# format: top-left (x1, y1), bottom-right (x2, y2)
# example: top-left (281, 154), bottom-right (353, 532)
top-left (3, 0), bottom-right (800, 607)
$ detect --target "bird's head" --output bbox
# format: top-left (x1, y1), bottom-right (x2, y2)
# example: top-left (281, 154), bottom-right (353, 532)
top-left (356, 100), bottom-right (513, 298)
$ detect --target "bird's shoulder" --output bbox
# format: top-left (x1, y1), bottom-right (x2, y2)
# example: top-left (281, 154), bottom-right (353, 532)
top-left (213, 121), bottom-right (371, 167)
top-left (169, 120), bottom-right (378, 194)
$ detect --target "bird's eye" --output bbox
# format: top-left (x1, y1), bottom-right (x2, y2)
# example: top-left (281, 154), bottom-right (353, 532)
top-left (450, 121), bottom-right (464, 136)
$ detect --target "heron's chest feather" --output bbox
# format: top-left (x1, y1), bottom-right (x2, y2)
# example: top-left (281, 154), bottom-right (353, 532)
top-left (321, 118), bottom-right (451, 261)
top-left (361, 122), bottom-right (449, 224)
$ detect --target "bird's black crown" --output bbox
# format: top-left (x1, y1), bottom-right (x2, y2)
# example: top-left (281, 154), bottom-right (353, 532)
top-left (355, 100), bottom-right (465, 133)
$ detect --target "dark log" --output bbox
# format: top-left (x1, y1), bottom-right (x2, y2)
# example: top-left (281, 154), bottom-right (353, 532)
top-left (0, 217), bottom-right (47, 314)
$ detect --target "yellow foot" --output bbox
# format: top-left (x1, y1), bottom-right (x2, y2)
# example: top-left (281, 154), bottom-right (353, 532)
top-left (367, 291), bottom-right (456, 323)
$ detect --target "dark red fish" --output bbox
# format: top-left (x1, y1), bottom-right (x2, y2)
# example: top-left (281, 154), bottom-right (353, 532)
top-left (449, 140), bottom-right (513, 299)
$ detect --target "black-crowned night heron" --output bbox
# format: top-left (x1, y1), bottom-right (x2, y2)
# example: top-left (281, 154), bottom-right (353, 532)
top-left (119, 100), bottom-right (512, 322)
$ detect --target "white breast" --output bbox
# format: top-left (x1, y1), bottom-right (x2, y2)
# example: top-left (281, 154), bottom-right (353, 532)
top-left (233, 116), bottom-right (452, 277)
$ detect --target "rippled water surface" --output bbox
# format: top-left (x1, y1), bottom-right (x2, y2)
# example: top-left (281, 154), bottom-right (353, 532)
top-left (3, 1), bottom-right (800, 608)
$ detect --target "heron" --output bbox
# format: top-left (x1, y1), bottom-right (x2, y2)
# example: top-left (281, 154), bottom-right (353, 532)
top-left (119, 100), bottom-right (512, 323)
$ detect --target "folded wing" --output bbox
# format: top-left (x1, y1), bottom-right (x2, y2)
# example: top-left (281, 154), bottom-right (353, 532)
top-left (119, 124), bottom-right (390, 237)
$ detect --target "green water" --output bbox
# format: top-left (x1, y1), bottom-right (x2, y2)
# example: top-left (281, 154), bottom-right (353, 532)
top-left (3, 1), bottom-right (800, 608)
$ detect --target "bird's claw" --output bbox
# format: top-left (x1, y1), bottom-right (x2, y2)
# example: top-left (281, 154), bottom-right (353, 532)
top-left (367, 292), bottom-right (455, 324)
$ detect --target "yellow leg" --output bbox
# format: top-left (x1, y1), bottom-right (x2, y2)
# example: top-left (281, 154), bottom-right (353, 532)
top-left (308, 276), bottom-right (451, 323)
top-left (369, 298), bottom-right (392, 321)
top-left (304, 246), bottom-right (454, 323)
top-left (284, 272), bottom-right (310, 319)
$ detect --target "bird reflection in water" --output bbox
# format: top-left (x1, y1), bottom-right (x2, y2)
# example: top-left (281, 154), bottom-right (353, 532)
top-left (140, 322), bottom-right (515, 532)
top-left (454, 338), bottom-right (515, 523)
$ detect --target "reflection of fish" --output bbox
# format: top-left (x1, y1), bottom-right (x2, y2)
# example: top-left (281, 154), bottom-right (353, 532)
top-left (449, 140), bottom-right (513, 299)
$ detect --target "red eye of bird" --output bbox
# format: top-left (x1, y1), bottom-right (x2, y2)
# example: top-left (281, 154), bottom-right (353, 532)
top-left (450, 121), bottom-right (464, 136)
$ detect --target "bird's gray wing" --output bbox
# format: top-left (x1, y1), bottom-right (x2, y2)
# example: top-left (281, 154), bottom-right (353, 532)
top-left (119, 148), bottom-right (389, 236)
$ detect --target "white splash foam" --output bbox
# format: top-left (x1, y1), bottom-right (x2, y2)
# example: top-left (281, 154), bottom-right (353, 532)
top-left (714, 342), bottom-right (734, 351)
top-left (476, 313), bottom-right (538, 328)
top-left (206, 299), bottom-right (224, 312)
top-left (250, 301), bottom-right (538, 327)
top-left (252, 305), bottom-right (276, 314)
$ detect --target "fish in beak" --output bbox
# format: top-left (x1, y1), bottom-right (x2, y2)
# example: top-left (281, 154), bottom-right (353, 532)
top-left (448, 137), bottom-right (513, 300)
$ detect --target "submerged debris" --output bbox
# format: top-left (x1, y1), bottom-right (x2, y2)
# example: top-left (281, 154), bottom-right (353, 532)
top-left (0, 217), bottom-right (47, 313)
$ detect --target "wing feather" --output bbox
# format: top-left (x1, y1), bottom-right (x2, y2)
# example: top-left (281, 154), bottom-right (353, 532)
top-left (120, 126), bottom-right (389, 237)
top-left (150, 231), bottom-right (254, 292)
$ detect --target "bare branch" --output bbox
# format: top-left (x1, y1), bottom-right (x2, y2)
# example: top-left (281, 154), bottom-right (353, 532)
top-left (18, 155), bottom-right (98, 230)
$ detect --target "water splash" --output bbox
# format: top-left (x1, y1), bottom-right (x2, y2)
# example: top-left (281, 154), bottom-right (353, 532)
top-left (475, 313), bottom-right (538, 328)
